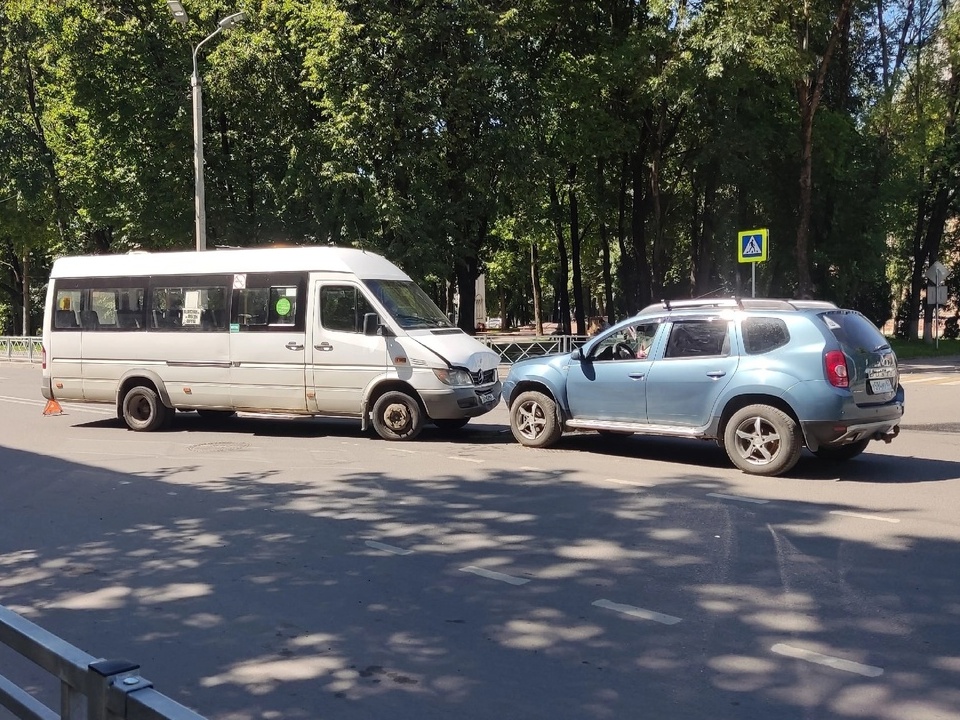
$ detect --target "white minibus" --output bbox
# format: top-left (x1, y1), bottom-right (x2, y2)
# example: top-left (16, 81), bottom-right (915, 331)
top-left (41, 246), bottom-right (502, 439)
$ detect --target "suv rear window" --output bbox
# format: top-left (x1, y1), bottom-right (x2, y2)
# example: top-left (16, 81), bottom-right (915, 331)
top-left (819, 311), bottom-right (888, 352)
top-left (741, 317), bottom-right (790, 354)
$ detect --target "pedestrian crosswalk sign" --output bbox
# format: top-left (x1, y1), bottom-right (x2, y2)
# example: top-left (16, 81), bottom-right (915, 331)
top-left (738, 228), bottom-right (768, 263)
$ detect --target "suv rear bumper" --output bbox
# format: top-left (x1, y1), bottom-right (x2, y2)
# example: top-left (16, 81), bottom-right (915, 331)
top-left (801, 407), bottom-right (903, 451)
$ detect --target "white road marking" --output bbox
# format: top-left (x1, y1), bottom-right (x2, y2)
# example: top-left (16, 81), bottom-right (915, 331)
top-left (390, 448), bottom-right (417, 454)
top-left (460, 566), bottom-right (530, 585)
top-left (365, 541), bottom-right (413, 555)
top-left (771, 643), bottom-right (883, 677)
top-left (944, 379), bottom-right (960, 386)
top-left (829, 510), bottom-right (900, 524)
top-left (519, 466), bottom-right (541, 472)
top-left (707, 493), bottom-right (770, 504)
top-left (900, 375), bottom-right (948, 384)
top-left (0, 395), bottom-right (113, 416)
top-left (448, 456), bottom-right (483, 463)
top-left (602, 478), bottom-right (648, 488)
top-left (592, 599), bottom-right (682, 625)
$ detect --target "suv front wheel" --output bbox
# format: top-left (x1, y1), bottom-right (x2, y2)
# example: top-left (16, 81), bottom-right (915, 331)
top-left (511, 391), bottom-right (562, 448)
top-left (723, 404), bottom-right (802, 476)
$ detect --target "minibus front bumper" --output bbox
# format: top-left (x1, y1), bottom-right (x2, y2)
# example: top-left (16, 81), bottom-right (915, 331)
top-left (421, 381), bottom-right (502, 420)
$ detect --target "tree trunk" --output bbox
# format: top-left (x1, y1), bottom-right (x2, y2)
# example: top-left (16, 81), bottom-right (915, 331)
top-left (794, 0), bottom-right (853, 299)
top-left (691, 159), bottom-right (719, 295)
top-left (630, 151), bottom-right (652, 309)
top-left (597, 157), bottom-right (614, 325)
top-left (568, 164), bottom-right (585, 335)
top-left (616, 154), bottom-right (637, 314)
top-left (21, 250), bottom-right (30, 336)
top-left (531, 239), bottom-right (543, 336)
top-left (549, 179), bottom-right (571, 334)
top-left (454, 256), bottom-right (479, 335)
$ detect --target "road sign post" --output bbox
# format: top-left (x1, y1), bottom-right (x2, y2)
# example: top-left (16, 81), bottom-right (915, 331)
top-left (925, 261), bottom-right (951, 348)
top-left (737, 228), bottom-right (769, 297)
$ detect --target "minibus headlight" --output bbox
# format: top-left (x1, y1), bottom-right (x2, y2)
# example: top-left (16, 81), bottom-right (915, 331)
top-left (434, 368), bottom-right (474, 387)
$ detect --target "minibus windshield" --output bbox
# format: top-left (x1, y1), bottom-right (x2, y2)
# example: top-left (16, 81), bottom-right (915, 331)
top-left (364, 279), bottom-right (454, 330)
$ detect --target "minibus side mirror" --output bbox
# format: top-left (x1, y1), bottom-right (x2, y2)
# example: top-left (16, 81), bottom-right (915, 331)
top-left (363, 312), bottom-right (392, 337)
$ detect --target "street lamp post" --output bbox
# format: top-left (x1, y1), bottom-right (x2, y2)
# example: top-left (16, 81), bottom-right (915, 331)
top-left (167, 1), bottom-right (246, 252)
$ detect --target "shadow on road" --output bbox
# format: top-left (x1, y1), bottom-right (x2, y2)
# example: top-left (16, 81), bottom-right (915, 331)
top-left (1, 440), bottom-right (959, 720)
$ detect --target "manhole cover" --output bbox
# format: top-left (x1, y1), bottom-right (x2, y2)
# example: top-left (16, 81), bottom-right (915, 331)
top-left (187, 442), bottom-right (250, 453)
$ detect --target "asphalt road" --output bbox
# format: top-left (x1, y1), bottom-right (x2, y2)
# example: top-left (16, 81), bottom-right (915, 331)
top-left (1, 362), bottom-right (960, 720)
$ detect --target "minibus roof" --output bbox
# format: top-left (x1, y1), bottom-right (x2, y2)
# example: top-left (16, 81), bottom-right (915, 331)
top-left (50, 246), bottom-right (411, 280)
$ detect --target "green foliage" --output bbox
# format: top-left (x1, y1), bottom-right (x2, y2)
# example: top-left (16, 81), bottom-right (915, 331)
top-left (0, 0), bottom-right (955, 332)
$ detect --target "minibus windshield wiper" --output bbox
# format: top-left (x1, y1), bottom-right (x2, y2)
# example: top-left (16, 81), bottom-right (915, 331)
top-left (395, 313), bottom-right (447, 328)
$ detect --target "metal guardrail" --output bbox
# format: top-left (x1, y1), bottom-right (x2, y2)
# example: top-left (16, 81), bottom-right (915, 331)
top-left (478, 333), bottom-right (590, 364)
top-left (0, 334), bottom-right (591, 366)
top-left (1, 337), bottom-right (42, 363)
top-left (0, 604), bottom-right (207, 720)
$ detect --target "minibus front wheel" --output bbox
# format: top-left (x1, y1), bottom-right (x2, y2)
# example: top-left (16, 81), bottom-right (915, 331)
top-left (372, 391), bottom-right (424, 440)
top-left (122, 385), bottom-right (171, 432)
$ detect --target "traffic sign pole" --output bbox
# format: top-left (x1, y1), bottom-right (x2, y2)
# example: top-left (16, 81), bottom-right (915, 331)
top-left (737, 228), bottom-right (769, 297)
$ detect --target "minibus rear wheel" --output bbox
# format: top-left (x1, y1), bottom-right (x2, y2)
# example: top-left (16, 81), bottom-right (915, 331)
top-left (372, 391), bottom-right (423, 440)
top-left (122, 385), bottom-right (170, 432)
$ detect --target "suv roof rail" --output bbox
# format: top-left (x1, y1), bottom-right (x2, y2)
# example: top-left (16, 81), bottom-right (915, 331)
top-left (651, 297), bottom-right (840, 313)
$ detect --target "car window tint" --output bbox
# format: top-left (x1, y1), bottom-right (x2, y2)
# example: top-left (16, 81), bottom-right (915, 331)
top-left (742, 317), bottom-right (789, 354)
top-left (819, 311), bottom-right (888, 352)
top-left (665, 320), bottom-right (730, 358)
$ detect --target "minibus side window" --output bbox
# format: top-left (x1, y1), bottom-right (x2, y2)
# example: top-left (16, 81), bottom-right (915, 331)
top-left (149, 284), bottom-right (229, 331)
top-left (320, 285), bottom-right (375, 333)
top-left (230, 273), bottom-right (305, 331)
top-left (54, 290), bottom-right (82, 329)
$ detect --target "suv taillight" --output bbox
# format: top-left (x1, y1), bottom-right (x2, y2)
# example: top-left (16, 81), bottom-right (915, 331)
top-left (42, 345), bottom-right (46, 370)
top-left (825, 350), bottom-right (849, 388)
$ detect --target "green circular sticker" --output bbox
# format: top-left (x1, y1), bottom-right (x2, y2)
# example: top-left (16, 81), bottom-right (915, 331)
top-left (275, 297), bottom-right (292, 316)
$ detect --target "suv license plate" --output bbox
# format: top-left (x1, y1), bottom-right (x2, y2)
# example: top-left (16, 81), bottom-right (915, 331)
top-left (870, 379), bottom-right (893, 393)
top-left (479, 392), bottom-right (495, 404)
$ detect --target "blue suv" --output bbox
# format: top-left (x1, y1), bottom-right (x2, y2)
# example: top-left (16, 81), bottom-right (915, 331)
top-left (501, 298), bottom-right (904, 476)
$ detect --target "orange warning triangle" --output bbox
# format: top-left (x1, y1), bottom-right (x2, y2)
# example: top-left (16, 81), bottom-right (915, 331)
top-left (43, 398), bottom-right (64, 416)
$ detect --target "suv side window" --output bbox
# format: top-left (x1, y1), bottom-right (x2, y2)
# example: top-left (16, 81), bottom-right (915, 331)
top-left (592, 322), bottom-right (659, 361)
top-left (664, 320), bottom-right (731, 358)
top-left (742, 317), bottom-right (789, 354)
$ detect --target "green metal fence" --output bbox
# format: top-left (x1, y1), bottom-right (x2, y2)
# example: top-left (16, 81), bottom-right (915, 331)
top-left (0, 334), bottom-right (589, 366)
top-left (0, 337), bottom-right (42, 363)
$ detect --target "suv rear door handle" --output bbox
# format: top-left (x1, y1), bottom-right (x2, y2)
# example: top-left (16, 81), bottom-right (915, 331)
top-left (628, 373), bottom-right (645, 380)
top-left (285, 341), bottom-right (304, 351)
top-left (706, 370), bottom-right (726, 378)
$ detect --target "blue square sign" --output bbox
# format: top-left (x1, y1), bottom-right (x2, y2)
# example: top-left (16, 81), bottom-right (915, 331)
top-left (738, 229), bottom-right (768, 263)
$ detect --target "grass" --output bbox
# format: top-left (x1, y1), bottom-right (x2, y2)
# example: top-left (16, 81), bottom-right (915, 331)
top-left (887, 336), bottom-right (960, 359)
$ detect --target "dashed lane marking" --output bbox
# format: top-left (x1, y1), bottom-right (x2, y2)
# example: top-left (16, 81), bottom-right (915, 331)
top-left (459, 566), bottom-right (530, 585)
top-left (592, 599), bottom-right (682, 625)
top-left (829, 510), bottom-right (900, 523)
top-left (900, 375), bottom-right (949, 384)
top-left (448, 456), bottom-right (483, 463)
top-left (771, 643), bottom-right (883, 677)
top-left (365, 541), bottom-right (414, 555)
top-left (707, 493), bottom-right (770, 504)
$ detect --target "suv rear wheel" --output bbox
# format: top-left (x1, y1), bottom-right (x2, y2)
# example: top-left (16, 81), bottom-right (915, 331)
top-left (511, 391), bottom-right (562, 448)
top-left (723, 404), bottom-right (801, 476)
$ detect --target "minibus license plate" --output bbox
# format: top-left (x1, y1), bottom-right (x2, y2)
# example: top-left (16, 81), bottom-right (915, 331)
top-left (480, 392), bottom-right (496, 404)
top-left (870, 379), bottom-right (893, 393)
